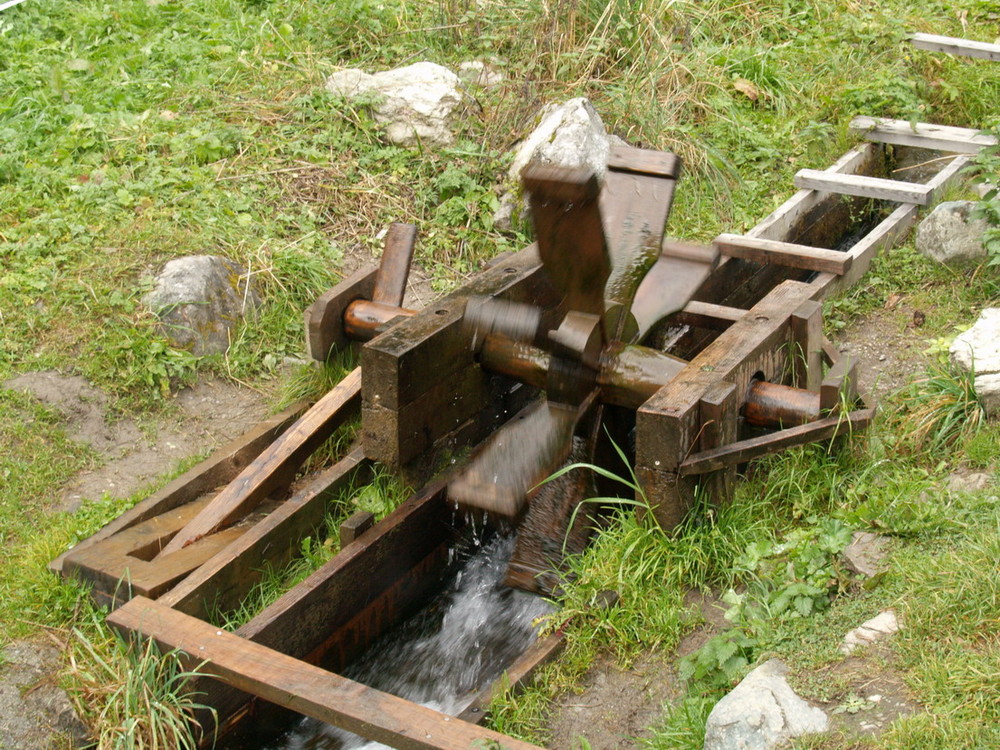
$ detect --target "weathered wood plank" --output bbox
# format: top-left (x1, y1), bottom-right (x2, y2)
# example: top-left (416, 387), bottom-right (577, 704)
top-left (457, 631), bottom-right (566, 725)
top-left (108, 597), bottom-right (544, 750)
top-left (160, 448), bottom-right (370, 620)
top-left (372, 223), bottom-right (417, 307)
top-left (910, 32), bottom-right (1000, 62)
top-left (306, 266), bottom-right (378, 362)
top-left (159, 369), bottom-right (362, 556)
top-left (678, 408), bottom-right (876, 475)
top-left (674, 300), bottom-right (747, 331)
top-left (715, 233), bottom-right (852, 275)
top-left (50, 402), bottom-right (308, 574)
top-left (794, 170), bottom-right (933, 205)
top-left (849, 116), bottom-right (997, 154)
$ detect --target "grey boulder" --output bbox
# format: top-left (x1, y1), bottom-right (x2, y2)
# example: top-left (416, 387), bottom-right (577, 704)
top-left (704, 659), bottom-right (828, 750)
top-left (915, 200), bottom-right (989, 267)
top-left (145, 255), bottom-right (260, 356)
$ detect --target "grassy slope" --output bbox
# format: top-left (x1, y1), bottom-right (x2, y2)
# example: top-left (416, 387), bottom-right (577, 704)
top-left (0, 0), bottom-right (999, 747)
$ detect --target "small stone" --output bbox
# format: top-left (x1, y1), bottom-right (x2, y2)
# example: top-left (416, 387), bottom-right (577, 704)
top-left (946, 471), bottom-right (993, 494)
top-left (842, 531), bottom-right (889, 578)
top-left (457, 60), bottom-right (504, 88)
top-left (915, 200), bottom-right (989, 267)
top-left (703, 659), bottom-right (828, 750)
top-left (840, 610), bottom-right (900, 655)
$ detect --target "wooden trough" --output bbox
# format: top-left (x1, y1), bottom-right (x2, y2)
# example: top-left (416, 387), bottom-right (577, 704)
top-left (53, 120), bottom-right (989, 749)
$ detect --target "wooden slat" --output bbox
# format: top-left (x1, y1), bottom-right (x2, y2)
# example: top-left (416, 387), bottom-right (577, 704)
top-left (457, 632), bottom-right (566, 724)
top-left (50, 402), bottom-right (308, 574)
top-left (676, 300), bottom-right (747, 330)
top-left (160, 448), bottom-right (371, 620)
top-left (715, 233), bottom-right (852, 275)
top-left (749, 144), bottom-right (880, 241)
top-left (911, 32), bottom-right (1000, 62)
top-left (678, 408), bottom-right (875, 476)
top-left (372, 223), bottom-right (417, 307)
top-left (850, 116), bottom-right (997, 154)
top-left (158, 368), bottom-right (362, 556)
top-left (793, 170), bottom-right (933, 205)
top-left (108, 597), bottom-right (544, 750)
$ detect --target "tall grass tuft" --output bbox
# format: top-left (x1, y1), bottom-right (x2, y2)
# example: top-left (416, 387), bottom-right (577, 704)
top-left (68, 629), bottom-right (215, 750)
top-left (897, 362), bottom-right (986, 452)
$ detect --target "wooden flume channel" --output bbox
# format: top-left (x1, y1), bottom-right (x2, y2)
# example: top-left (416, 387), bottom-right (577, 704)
top-left (52, 123), bottom-right (985, 749)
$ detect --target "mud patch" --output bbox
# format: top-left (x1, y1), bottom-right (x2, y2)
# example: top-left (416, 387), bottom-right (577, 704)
top-left (797, 645), bottom-right (917, 742)
top-left (0, 640), bottom-right (87, 750)
top-left (4, 372), bottom-right (271, 512)
top-left (546, 591), bottom-right (728, 749)
top-left (833, 301), bottom-right (931, 399)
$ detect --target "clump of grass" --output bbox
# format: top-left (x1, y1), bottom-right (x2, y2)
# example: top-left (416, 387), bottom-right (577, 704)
top-left (68, 628), bottom-right (214, 750)
top-left (896, 362), bottom-right (986, 453)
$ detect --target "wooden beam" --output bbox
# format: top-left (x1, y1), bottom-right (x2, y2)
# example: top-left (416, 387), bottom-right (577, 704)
top-left (159, 448), bottom-right (371, 620)
top-left (910, 32), bottom-right (1000, 62)
top-left (678, 408), bottom-right (875, 476)
top-left (675, 300), bottom-right (747, 330)
top-left (793, 170), bottom-right (933, 205)
top-left (51, 402), bottom-right (308, 575)
top-left (108, 597), bottom-right (544, 750)
top-left (849, 116), bottom-right (997, 154)
top-left (715, 233), bottom-right (852, 275)
top-left (158, 368), bottom-right (362, 556)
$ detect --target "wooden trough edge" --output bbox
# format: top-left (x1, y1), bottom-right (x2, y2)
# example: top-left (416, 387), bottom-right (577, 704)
top-left (108, 596), bottom-right (546, 750)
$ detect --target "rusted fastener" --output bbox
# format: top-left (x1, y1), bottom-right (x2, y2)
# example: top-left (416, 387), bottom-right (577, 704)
top-left (305, 223), bottom-right (418, 361)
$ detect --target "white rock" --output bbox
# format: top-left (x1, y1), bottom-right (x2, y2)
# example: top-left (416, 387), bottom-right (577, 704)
top-left (508, 97), bottom-right (611, 183)
top-left (703, 659), bottom-right (828, 750)
top-left (950, 308), bottom-right (1000, 419)
top-left (915, 201), bottom-right (989, 267)
top-left (494, 98), bottom-right (614, 231)
top-left (840, 610), bottom-right (900, 655)
top-left (841, 531), bottom-right (889, 578)
top-left (325, 61), bottom-right (465, 148)
top-left (458, 60), bottom-right (504, 88)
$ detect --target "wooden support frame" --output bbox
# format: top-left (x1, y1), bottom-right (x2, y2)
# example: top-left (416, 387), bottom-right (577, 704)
top-left (109, 596), bottom-right (545, 750)
top-left (60, 125), bottom-right (996, 750)
top-left (910, 32), bottom-right (1000, 62)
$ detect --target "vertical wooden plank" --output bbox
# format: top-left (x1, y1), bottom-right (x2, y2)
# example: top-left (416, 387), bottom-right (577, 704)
top-left (699, 380), bottom-right (738, 506)
top-left (790, 300), bottom-right (823, 392)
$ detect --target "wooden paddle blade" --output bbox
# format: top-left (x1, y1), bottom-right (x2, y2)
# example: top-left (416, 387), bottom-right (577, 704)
top-left (448, 400), bottom-right (580, 519)
top-left (522, 164), bottom-right (610, 318)
top-left (630, 240), bottom-right (720, 342)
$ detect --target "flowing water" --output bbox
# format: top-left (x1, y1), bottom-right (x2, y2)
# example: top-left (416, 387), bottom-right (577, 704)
top-left (271, 533), bottom-right (554, 750)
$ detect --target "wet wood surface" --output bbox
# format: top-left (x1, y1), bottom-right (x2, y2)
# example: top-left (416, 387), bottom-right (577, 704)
top-left (109, 596), bottom-right (545, 750)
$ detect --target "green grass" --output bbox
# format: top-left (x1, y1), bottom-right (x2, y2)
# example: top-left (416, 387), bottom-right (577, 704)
top-left (1, 0), bottom-right (1000, 747)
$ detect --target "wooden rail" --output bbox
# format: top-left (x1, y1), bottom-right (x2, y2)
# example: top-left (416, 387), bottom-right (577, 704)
top-left (109, 596), bottom-right (545, 750)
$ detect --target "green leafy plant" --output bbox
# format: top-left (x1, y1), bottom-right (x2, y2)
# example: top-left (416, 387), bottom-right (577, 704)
top-left (678, 628), bottom-right (759, 688)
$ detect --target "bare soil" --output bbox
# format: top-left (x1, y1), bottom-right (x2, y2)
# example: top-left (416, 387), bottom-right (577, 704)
top-left (4, 371), bottom-right (272, 511)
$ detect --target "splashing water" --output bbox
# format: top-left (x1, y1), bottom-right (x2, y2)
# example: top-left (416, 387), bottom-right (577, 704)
top-left (273, 534), bottom-right (554, 750)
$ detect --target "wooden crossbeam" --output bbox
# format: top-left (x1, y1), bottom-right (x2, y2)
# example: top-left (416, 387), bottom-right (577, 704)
top-left (911, 32), bottom-right (1000, 62)
top-left (158, 368), bottom-right (362, 556)
top-left (678, 408), bottom-right (875, 476)
top-left (793, 170), bottom-right (934, 205)
top-left (715, 233), bottom-right (852, 275)
top-left (109, 596), bottom-right (545, 750)
top-left (850, 116), bottom-right (997, 154)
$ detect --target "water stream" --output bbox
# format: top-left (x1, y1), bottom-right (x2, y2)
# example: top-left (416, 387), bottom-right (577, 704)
top-left (270, 533), bottom-right (554, 750)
